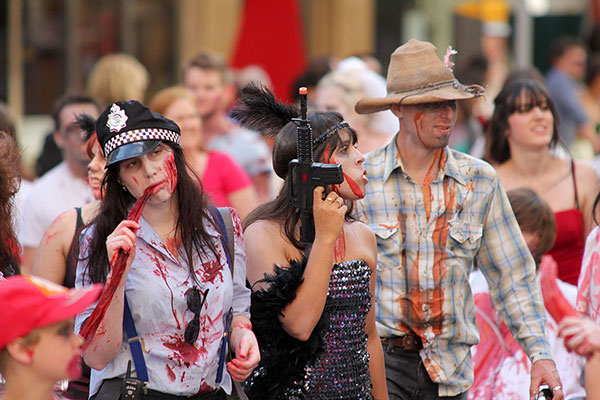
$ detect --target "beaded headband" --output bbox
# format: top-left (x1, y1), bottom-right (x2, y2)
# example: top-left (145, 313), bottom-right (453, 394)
top-left (312, 121), bottom-right (349, 150)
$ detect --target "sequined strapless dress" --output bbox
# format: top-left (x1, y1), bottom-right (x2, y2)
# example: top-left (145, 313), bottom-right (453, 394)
top-left (283, 259), bottom-right (374, 399)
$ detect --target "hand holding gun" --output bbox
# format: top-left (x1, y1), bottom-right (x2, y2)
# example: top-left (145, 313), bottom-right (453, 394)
top-left (287, 87), bottom-right (344, 249)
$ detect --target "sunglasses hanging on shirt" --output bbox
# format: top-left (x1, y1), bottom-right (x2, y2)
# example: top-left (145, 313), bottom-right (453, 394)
top-left (184, 287), bottom-right (209, 344)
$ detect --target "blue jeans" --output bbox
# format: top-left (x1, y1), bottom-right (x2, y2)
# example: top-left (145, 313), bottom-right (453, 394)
top-left (383, 343), bottom-right (468, 400)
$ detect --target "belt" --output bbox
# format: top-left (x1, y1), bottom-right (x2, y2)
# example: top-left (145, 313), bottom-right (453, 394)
top-left (381, 334), bottom-right (423, 351)
top-left (144, 389), bottom-right (224, 400)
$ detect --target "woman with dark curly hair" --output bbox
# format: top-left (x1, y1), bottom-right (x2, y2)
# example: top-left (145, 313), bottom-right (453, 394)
top-left (0, 130), bottom-right (21, 278)
top-left (231, 85), bottom-right (387, 399)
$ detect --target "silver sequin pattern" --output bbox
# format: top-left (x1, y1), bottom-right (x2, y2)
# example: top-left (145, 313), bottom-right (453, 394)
top-left (285, 259), bottom-right (374, 399)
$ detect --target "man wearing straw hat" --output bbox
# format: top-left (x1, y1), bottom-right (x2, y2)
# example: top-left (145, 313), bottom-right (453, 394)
top-left (354, 39), bottom-right (563, 400)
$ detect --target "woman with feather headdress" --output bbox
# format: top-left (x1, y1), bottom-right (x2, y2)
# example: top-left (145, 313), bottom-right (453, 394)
top-left (231, 85), bottom-right (388, 399)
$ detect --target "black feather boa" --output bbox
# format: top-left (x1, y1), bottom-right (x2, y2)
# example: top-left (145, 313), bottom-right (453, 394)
top-left (244, 257), bottom-right (329, 399)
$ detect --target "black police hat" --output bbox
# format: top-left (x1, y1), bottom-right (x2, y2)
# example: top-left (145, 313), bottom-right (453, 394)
top-left (96, 100), bottom-right (181, 166)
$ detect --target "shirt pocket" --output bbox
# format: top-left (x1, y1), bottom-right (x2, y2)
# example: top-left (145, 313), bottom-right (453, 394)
top-left (448, 215), bottom-right (483, 251)
top-left (372, 221), bottom-right (401, 271)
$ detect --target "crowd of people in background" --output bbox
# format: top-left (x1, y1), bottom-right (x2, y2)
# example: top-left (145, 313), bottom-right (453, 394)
top-left (2, 26), bottom-right (600, 400)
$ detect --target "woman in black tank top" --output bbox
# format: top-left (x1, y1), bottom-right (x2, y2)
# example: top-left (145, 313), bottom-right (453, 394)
top-left (31, 115), bottom-right (105, 400)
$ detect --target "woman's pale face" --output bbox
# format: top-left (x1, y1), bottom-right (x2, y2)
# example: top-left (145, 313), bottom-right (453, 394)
top-left (507, 91), bottom-right (554, 149)
top-left (321, 129), bottom-right (367, 200)
top-left (87, 141), bottom-right (106, 200)
top-left (118, 144), bottom-right (178, 205)
top-left (163, 98), bottom-right (203, 152)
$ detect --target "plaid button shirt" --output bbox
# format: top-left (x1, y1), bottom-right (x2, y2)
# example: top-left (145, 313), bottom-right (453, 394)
top-left (355, 139), bottom-right (552, 396)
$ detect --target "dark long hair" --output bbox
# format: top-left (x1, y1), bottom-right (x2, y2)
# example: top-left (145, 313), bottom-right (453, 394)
top-left (593, 190), bottom-right (600, 225)
top-left (0, 131), bottom-right (20, 276)
top-left (230, 84), bottom-right (357, 250)
top-left (83, 142), bottom-right (219, 284)
top-left (486, 78), bottom-right (560, 165)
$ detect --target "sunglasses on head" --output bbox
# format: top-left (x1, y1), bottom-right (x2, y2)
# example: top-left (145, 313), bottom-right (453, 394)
top-left (184, 287), bottom-right (209, 345)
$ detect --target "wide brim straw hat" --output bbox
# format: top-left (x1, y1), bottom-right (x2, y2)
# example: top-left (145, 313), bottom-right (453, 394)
top-left (355, 39), bottom-right (484, 114)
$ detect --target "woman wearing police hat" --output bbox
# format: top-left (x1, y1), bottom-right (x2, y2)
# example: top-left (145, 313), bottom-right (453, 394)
top-left (74, 100), bottom-right (259, 399)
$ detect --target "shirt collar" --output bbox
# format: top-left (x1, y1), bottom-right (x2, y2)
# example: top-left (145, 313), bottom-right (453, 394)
top-left (135, 214), bottom-right (222, 264)
top-left (443, 148), bottom-right (466, 186)
top-left (382, 134), bottom-right (402, 182)
top-left (382, 137), bottom-right (466, 187)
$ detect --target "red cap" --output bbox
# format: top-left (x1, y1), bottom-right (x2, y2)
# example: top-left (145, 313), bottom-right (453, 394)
top-left (0, 275), bottom-right (103, 350)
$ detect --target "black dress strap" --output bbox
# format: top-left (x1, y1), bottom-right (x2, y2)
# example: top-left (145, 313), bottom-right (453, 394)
top-left (64, 207), bottom-right (85, 288)
top-left (570, 159), bottom-right (580, 210)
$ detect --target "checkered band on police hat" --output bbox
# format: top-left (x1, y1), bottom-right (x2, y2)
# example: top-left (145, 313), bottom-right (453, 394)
top-left (103, 128), bottom-right (181, 157)
top-left (96, 100), bottom-right (182, 163)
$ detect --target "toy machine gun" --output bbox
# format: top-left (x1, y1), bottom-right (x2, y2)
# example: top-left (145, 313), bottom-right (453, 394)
top-left (287, 87), bottom-right (344, 249)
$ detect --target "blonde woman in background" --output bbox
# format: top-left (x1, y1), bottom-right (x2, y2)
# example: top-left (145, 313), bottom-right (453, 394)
top-left (87, 53), bottom-right (150, 108)
top-left (315, 58), bottom-right (395, 154)
top-left (150, 86), bottom-right (258, 221)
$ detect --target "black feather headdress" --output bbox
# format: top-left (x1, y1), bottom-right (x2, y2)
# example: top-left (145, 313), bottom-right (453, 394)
top-left (229, 84), bottom-right (299, 137)
top-left (75, 113), bottom-right (97, 141)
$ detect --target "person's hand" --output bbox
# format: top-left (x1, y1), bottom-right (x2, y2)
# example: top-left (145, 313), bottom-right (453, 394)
top-left (529, 359), bottom-right (563, 400)
top-left (558, 316), bottom-right (600, 358)
top-left (313, 186), bottom-right (347, 244)
top-left (228, 318), bottom-right (260, 381)
top-left (105, 220), bottom-right (141, 283)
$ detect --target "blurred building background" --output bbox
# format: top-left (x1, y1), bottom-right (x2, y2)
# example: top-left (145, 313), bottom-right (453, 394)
top-left (0, 0), bottom-right (596, 175)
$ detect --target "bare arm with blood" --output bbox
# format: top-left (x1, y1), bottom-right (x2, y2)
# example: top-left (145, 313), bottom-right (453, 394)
top-left (227, 315), bottom-right (260, 381)
top-left (558, 316), bottom-right (600, 358)
top-left (540, 256), bottom-right (578, 324)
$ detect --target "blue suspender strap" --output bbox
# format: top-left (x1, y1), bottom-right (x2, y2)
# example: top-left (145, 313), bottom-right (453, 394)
top-left (216, 309), bottom-right (232, 384)
top-left (209, 207), bottom-right (234, 384)
top-left (210, 207), bottom-right (232, 268)
top-left (123, 295), bottom-right (149, 382)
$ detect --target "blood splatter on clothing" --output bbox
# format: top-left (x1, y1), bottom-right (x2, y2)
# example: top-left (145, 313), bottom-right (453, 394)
top-left (577, 226), bottom-right (600, 321)
top-left (74, 208), bottom-right (251, 397)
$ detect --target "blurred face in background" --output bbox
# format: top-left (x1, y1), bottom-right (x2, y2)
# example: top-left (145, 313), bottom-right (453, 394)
top-left (184, 68), bottom-right (228, 119)
top-left (54, 103), bottom-right (99, 170)
top-left (315, 84), bottom-right (368, 134)
top-left (560, 45), bottom-right (587, 81)
top-left (162, 97), bottom-right (203, 153)
top-left (87, 139), bottom-right (106, 200)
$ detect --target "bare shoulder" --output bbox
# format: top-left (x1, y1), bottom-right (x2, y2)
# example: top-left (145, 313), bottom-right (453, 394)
top-left (33, 208), bottom-right (77, 282)
top-left (81, 200), bottom-right (102, 225)
top-left (574, 160), bottom-right (599, 182)
top-left (42, 208), bottom-right (78, 245)
top-left (244, 219), bottom-right (282, 241)
top-left (574, 160), bottom-right (600, 196)
top-left (244, 219), bottom-right (292, 286)
top-left (345, 220), bottom-right (377, 269)
top-left (349, 220), bottom-right (376, 243)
